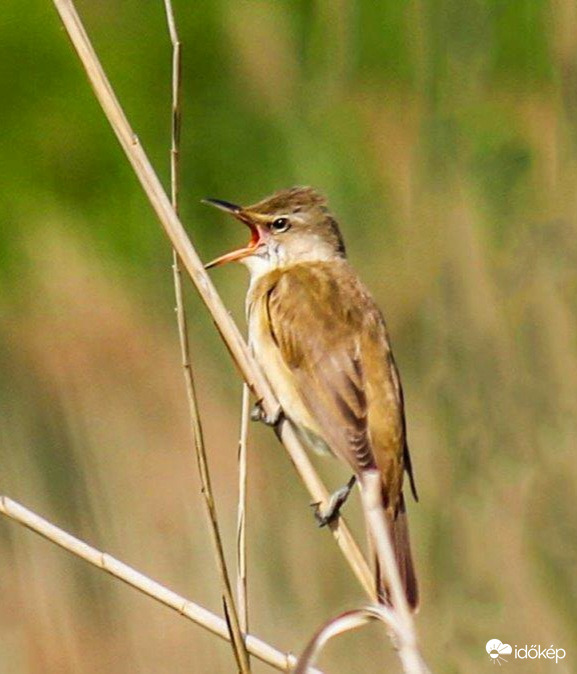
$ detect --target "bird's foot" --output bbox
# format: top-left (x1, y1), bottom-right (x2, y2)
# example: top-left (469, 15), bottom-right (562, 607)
top-left (250, 399), bottom-right (283, 427)
top-left (311, 475), bottom-right (357, 527)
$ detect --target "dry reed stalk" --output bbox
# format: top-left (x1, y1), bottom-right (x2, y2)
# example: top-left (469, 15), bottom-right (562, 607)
top-left (293, 605), bottom-right (397, 674)
top-left (51, 0), bottom-right (374, 599)
top-left (162, 2), bottom-right (250, 671)
top-left (237, 383), bottom-right (250, 633)
top-left (0, 496), bottom-right (322, 673)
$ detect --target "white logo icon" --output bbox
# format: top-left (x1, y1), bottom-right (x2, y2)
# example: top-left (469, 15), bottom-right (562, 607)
top-left (486, 639), bottom-right (512, 665)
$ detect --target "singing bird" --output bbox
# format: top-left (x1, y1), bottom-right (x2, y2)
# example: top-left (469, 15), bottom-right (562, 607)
top-left (204, 187), bottom-right (419, 609)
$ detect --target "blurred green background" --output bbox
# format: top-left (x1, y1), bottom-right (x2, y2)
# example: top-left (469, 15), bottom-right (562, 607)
top-left (1, 0), bottom-right (576, 672)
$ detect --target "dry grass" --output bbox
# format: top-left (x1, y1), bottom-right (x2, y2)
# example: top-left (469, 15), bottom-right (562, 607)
top-left (0, 496), bottom-right (304, 672)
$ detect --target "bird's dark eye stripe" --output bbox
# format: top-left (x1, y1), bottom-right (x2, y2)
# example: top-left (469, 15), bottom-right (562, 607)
top-left (271, 217), bottom-right (290, 232)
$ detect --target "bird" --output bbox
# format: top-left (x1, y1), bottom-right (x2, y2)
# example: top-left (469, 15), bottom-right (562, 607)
top-left (203, 186), bottom-right (419, 610)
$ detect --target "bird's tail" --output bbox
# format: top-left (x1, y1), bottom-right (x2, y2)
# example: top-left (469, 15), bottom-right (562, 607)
top-left (374, 492), bottom-right (419, 611)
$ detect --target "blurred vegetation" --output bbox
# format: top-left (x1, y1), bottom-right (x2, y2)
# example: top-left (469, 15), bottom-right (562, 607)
top-left (1, 0), bottom-right (576, 672)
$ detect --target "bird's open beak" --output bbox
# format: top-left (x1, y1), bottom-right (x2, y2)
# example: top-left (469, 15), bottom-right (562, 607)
top-left (202, 198), bottom-right (263, 269)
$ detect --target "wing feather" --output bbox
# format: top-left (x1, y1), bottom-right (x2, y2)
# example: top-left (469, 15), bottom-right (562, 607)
top-left (266, 264), bottom-right (375, 473)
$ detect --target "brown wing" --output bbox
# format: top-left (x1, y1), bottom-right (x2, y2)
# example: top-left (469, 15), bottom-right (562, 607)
top-left (265, 262), bottom-right (382, 475)
top-left (389, 353), bottom-right (419, 501)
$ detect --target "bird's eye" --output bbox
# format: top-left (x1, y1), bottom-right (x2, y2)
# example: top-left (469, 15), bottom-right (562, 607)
top-left (271, 217), bottom-right (291, 233)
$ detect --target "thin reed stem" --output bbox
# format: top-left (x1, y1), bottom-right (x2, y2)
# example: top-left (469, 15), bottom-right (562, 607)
top-left (293, 606), bottom-right (398, 674)
top-left (237, 383), bottom-right (250, 633)
top-left (162, 2), bottom-right (250, 671)
top-left (52, 0), bottom-right (374, 600)
top-left (0, 496), bottom-right (320, 673)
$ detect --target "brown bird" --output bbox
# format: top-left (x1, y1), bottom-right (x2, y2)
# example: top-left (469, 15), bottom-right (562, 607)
top-left (204, 187), bottom-right (419, 609)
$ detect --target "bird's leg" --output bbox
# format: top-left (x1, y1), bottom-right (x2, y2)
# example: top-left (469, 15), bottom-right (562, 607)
top-left (250, 398), bottom-right (283, 427)
top-left (311, 475), bottom-right (357, 527)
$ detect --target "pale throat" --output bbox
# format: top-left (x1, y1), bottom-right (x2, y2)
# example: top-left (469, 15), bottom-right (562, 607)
top-left (242, 237), bottom-right (339, 285)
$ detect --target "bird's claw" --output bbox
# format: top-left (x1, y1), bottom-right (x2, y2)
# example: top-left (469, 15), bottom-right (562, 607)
top-left (250, 400), bottom-right (283, 427)
top-left (311, 475), bottom-right (357, 527)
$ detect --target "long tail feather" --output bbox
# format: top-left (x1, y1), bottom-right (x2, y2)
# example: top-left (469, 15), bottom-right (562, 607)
top-left (375, 492), bottom-right (419, 611)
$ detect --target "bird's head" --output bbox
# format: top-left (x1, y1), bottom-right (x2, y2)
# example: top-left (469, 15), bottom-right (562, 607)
top-left (203, 186), bottom-right (346, 276)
